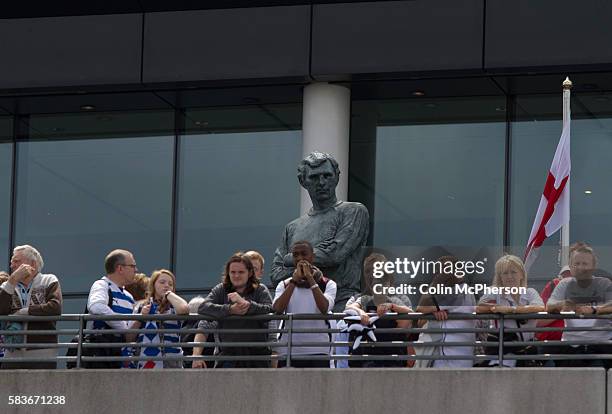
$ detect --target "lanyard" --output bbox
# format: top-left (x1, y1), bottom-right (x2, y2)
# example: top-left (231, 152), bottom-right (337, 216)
top-left (16, 280), bottom-right (33, 308)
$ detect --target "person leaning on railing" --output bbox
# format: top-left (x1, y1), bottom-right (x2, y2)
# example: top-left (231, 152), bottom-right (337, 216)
top-left (187, 296), bottom-right (222, 368)
top-left (272, 241), bottom-right (337, 368)
top-left (196, 252), bottom-right (273, 368)
top-left (85, 249), bottom-right (137, 369)
top-left (344, 252), bottom-right (413, 368)
top-left (476, 255), bottom-right (545, 367)
top-left (546, 242), bottom-right (612, 368)
top-left (244, 250), bottom-right (279, 368)
top-left (127, 269), bottom-right (189, 369)
top-left (0, 271), bottom-right (7, 356)
top-left (415, 256), bottom-right (476, 368)
top-left (0, 245), bottom-right (62, 369)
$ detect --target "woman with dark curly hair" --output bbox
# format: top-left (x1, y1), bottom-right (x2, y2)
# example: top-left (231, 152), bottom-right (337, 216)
top-left (196, 252), bottom-right (273, 368)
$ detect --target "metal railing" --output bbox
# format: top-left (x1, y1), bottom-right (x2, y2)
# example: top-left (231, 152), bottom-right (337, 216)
top-left (0, 312), bottom-right (610, 368)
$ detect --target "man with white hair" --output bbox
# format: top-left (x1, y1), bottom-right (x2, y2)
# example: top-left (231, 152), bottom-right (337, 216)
top-left (0, 245), bottom-right (63, 369)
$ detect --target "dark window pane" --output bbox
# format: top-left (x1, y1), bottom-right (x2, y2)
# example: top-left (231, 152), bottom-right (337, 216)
top-left (15, 111), bottom-right (174, 293)
top-left (0, 117), bottom-right (13, 270)
top-left (351, 98), bottom-right (506, 248)
top-left (176, 104), bottom-right (302, 288)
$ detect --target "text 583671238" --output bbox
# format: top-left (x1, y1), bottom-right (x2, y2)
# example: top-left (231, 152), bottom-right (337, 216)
top-left (8, 395), bottom-right (65, 405)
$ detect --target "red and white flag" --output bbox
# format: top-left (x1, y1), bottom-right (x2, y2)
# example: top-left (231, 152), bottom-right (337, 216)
top-left (524, 110), bottom-right (571, 270)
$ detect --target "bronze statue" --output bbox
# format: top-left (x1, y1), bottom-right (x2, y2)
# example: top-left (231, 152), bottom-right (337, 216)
top-left (271, 152), bottom-right (370, 311)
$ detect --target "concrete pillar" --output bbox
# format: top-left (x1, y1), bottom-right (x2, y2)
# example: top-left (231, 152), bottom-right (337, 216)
top-left (301, 82), bottom-right (351, 214)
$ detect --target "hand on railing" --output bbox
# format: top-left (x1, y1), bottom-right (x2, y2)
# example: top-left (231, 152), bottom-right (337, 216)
top-left (432, 310), bottom-right (448, 321)
top-left (192, 360), bottom-right (207, 368)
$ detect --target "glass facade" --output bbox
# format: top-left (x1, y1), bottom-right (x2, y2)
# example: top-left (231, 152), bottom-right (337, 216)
top-left (176, 105), bottom-right (302, 288)
top-left (510, 93), bottom-right (612, 282)
top-left (0, 117), bottom-right (13, 269)
top-left (349, 92), bottom-right (612, 290)
top-left (1, 100), bottom-right (304, 308)
top-left (0, 85), bottom-right (610, 301)
top-left (15, 111), bottom-right (174, 293)
top-left (350, 97), bottom-right (506, 247)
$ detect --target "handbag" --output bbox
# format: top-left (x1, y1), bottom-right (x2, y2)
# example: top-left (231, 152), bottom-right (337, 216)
top-left (66, 286), bottom-right (123, 369)
top-left (483, 319), bottom-right (543, 367)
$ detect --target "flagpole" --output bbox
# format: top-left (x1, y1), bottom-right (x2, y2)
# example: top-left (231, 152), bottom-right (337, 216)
top-left (560, 77), bottom-right (572, 267)
top-left (525, 77), bottom-right (571, 273)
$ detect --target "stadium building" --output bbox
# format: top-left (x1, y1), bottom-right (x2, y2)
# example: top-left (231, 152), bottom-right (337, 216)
top-left (0, 0), bottom-right (611, 312)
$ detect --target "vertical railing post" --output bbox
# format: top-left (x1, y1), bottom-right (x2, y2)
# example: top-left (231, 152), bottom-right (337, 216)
top-left (76, 314), bottom-right (84, 369)
top-left (498, 314), bottom-right (504, 367)
top-left (286, 314), bottom-right (293, 368)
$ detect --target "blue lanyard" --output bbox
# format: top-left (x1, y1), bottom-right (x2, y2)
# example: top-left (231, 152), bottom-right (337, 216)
top-left (16, 281), bottom-right (32, 308)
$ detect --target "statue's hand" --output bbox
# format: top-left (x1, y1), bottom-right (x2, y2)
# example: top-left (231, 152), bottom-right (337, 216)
top-left (315, 239), bottom-right (335, 249)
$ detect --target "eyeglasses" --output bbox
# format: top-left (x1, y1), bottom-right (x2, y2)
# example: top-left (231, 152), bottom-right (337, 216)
top-left (120, 263), bottom-right (137, 269)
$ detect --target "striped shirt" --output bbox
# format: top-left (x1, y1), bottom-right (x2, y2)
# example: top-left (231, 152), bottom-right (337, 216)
top-left (134, 302), bottom-right (183, 368)
top-left (87, 277), bottom-right (135, 332)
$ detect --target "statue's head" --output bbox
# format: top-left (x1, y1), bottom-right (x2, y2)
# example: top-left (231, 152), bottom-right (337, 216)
top-left (297, 152), bottom-right (340, 204)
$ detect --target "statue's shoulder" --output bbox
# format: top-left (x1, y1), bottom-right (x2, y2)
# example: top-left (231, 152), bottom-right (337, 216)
top-left (337, 201), bottom-right (369, 215)
top-left (285, 214), bottom-right (308, 230)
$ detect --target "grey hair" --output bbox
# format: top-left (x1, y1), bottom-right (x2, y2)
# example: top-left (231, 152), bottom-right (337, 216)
top-left (297, 151), bottom-right (340, 184)
top-left (188, 296), bottom-right (205, 314)
top-left (13, 245), bottom-right (44, 271)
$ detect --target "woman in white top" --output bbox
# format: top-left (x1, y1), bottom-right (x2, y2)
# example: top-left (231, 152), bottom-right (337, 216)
top-left (476, 255), bottom-right (545, 367)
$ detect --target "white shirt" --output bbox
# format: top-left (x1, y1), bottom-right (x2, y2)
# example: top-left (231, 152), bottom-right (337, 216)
top-left (479, 288), bottom-right (544, 341)
top-left (87, 277), bottom-right (134, 330)
top-left (273, 278), bottom-right (336, 356)
top-left (418, 292), bottom-right (476, 368)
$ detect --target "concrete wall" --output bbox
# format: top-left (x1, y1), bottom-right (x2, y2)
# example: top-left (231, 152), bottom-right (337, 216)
top-left (0, 368), bottom-right (606, 414)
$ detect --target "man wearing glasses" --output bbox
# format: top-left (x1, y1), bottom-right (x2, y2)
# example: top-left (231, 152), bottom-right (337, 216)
top-left (85, 249), bottom-right (137, 368)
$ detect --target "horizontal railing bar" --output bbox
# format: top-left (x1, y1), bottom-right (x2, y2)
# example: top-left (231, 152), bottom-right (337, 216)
top-left (1, 343), bottom-right (78, 349)
top-left (6, 354), bottom-right (612, 363)
top-left (0, 313), bottom-right (611, 322)
top-left (7, 339), bottom-right (608, 350)
top-left (0, 329), bottom-right (79, 335)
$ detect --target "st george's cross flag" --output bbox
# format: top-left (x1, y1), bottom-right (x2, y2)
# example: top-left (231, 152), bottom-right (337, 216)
top-left (524, 108), bottom-right (571, 271)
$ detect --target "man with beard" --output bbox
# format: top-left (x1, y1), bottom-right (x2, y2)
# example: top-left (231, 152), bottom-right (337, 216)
top-left (547, 242), bottom-right (612, 367)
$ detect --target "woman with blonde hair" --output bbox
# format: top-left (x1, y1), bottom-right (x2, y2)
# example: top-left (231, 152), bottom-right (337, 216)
top-left (130, 269), bottom-right (189, 368)
top-left (476, 254), bottom-right (544, 367)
